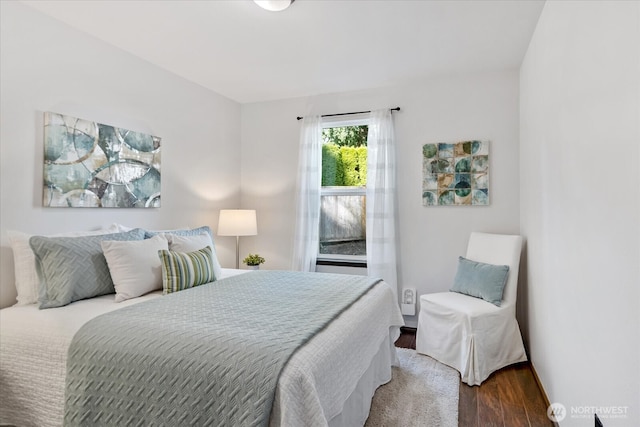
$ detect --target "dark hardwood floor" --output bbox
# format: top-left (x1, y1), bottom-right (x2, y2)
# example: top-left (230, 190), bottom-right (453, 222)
top-left (395, 328), bottom-right (554, 427)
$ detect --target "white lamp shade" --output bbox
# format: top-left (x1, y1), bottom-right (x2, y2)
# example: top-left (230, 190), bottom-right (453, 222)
top-left (217, 209), bottom-right (257, 236)
top-left (253, 0), bottom-right (294, 12)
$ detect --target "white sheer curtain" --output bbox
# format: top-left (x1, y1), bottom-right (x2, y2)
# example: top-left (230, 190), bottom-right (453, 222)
top-left (366, 109), bottom-right (399, 301)
top-left (291, 115), bottom-right (323, 272)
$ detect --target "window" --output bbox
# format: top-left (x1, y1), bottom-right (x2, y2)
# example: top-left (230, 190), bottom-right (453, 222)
top-left (318, 120), bottom-right (368, 263)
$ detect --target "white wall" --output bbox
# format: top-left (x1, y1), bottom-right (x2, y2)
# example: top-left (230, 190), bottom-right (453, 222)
top-left (0, 2), bottom-right (242, 308)
top-left (520, 1), bottom-right (639, 425)
top-left (240, 70), bottom-right (521, 327)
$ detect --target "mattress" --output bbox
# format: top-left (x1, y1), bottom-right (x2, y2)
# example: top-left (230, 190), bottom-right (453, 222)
top-left (0, 269), bottom-right (404, 427)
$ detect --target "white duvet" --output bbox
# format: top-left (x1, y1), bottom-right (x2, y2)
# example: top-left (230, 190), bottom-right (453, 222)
top-left (0, 269), bottom-right (404, 427)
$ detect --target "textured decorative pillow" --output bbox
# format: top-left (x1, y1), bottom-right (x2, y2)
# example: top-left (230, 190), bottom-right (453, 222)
top-left (30, 228), bottom-right (145, 309)
top-left (7, 224), bottom-right (120, 305)
top-left (165, 232), bottom-right (223, 280)
top-left (113, 223), bottom-right (190, 233)
top-left (102, 234), bottom-right (169, 303)
top-left (450, 256), bottom-right (510, 306)
top-left (158, 246), bottom-right (216, 294)
top-left (144, 225), bottom-right (213, 240)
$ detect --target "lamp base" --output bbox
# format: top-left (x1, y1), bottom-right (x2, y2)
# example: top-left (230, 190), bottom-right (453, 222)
top-left (235, 235), bottom-right (240, 269)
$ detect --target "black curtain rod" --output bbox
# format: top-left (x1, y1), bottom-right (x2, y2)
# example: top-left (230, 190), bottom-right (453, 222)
top-left (296, 107), bottom-right (400, 121)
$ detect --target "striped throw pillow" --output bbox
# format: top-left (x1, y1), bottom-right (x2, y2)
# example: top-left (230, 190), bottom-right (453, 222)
top-left (158, 246), bottom-right (216, 294)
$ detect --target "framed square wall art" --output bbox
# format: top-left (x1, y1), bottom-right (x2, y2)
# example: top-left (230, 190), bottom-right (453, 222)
top-left (422, 140), bottom-right (489, 206)
top-left (43, 112), bottom-right (161, 208)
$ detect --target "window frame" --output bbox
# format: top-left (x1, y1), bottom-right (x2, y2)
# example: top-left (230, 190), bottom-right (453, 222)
top-left (317, 116), bottom-right (369, 265)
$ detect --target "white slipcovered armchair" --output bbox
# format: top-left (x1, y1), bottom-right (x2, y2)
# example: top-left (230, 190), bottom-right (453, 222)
top-left (416, 232), bottom-right (527, 386)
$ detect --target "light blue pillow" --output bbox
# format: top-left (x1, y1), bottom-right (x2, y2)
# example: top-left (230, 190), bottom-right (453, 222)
top-left (450, 256), bottom-right (510, 306)
top-left (144, 225), bottom-right (213, 240)
top-left (30, 229), bottom-right (145, 309)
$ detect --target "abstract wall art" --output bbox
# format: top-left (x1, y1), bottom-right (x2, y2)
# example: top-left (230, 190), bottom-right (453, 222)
top-left (43, 112), bottom-right (161, 208)
top-left (422, 140), bottom-right (490, 206)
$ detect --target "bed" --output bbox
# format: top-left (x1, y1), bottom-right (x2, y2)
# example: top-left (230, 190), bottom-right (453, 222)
top-left (1, 244), bottom-right (404, 427)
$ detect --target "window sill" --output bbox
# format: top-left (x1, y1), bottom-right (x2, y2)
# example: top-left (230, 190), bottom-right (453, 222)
top-left (316, 259), bottom-right (367, 268)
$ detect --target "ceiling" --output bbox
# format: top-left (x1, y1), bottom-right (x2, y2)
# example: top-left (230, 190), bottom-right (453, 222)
top-left (22, 0), bottom-right (545, 104)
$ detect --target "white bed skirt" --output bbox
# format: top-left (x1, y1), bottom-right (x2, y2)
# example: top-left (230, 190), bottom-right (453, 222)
top-left (327, 334), bottom-right (399, 427)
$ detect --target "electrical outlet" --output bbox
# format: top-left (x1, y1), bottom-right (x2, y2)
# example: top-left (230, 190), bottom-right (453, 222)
top-left (400, 288), bottom-right (416, 315)
top-left (402, 288), bottom-right (416, 305)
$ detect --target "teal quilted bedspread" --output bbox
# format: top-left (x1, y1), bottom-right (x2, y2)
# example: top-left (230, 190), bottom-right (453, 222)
top-left (64, 270), bottom-right (381, 427)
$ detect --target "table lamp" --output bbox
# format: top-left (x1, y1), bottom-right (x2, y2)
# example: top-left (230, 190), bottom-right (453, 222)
top-left (217, 209), bottom-right (258, 269)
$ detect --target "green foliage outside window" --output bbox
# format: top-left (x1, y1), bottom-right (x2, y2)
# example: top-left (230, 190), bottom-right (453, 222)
top-left (322, 125), bottom-right (368, 187)
top-left (322, 145), bottom-right (367, 186)
top-left (321, 144), bottom-right (343, 186)
top-left (322, 125), bottom-right (368, 147)
top-left (340, 146), bottom-right (367, 186)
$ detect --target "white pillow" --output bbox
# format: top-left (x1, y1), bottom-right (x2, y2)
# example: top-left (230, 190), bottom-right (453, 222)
top-left (101, 234), bottom-right (169, 303)
top-left (113, 223), bottom-right (134, 232)
top-left (166, 233), bottom-right (223, 280)
top-left (7, 224), bottom-right (120, 305)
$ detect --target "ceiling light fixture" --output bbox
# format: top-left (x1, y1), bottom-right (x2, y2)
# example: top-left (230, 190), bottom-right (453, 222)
top-left (253, 0), bottom-right (294, 12)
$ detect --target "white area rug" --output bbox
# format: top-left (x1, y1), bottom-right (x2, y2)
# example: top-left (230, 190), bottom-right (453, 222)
top-left (365, 348), bottom-right (459, 427)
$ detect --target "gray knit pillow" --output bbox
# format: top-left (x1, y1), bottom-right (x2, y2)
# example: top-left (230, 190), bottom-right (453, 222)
top-left (30, 228), bottom-right (145, 309)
